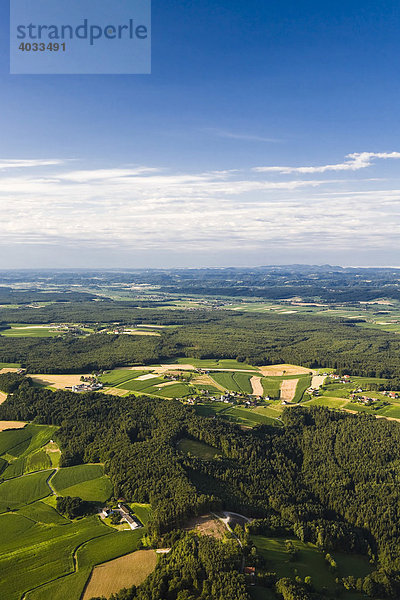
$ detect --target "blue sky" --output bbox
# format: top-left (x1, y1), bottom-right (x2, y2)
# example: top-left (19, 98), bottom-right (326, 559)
top-left (1, 0), bottom-right (400, 267)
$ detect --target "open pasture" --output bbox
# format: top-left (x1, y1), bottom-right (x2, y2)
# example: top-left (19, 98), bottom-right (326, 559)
top-left (177, 437), bottom-right (220, 459)
top-left (0, 470), bottom-right (52, 511)
top-left (1, 324), bottom-right (60, 338)
top-left (252, 535), bottom-right (370, 593)
top-left (101, 369), bottom-right (149, 387)
top-left (82, 550), bottom-right (157, 600)
top-left (52, 464), bottom-right (112, 503)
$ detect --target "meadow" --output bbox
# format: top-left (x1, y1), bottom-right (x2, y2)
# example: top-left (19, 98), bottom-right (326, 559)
top-left (1, 324), bottom-right (60, 337)
top-left (52, 464), bottom-right (113, 503)
top-left (177, 437), bottom-right (220, 459)
top-left (252, 535), bottom-right (370, 596)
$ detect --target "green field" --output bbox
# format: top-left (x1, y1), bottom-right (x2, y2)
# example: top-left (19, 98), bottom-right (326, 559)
top-left (52, 464), bottom-right (112, 503)
top-left (223, 407), bottom-right (280, 427)
top-left (261, 377), bottom-right (281, 399)
top-left (0, 424), bottom-right (59, 480)
top-left (293, 376), bottom-right (312, 403)
top-left (100, 369), bottom-right (149, 387)
top-left (177, 437), bottom-right (220, 459)
top-left (210, 371), bottom-right (257, 394)
top-left (173, 357), bottom-right (258, 370)
top-left (252, 535), bottom-right (370, 594)
top-left (1, 324), bottom-right (60, 338)
top-left (0, 470), bottom-right (52, 511)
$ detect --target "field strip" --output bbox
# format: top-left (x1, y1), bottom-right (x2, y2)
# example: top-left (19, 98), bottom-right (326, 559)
top-left (82, 550), bottom-right (157, 600)
top-left (103, 387), bottom-right (128, 396)
top-left (0, 420), bottom-right (27, 431)
top-left (250, 376), bottom-right (263, 395)
top-left (311, 375), bottom-right (326, 388)
top-left (259, 364), bottom-right (311, 376)
top-left (157, 381), bottom-right (178, 388)
top-left (135, 374), bottom-right (158, 381)
top-left (280, 379), bottom-right (299, 402)
top-left (0, 391), bottom-right (7, 404)
top-left (0, 367), bottom-right (19, 374)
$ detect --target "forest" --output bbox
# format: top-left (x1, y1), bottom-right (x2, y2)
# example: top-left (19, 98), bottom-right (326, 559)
top-left (2, 308), bottom-right (400, 378)
top-left (2, 381), bottom-right (400, 597)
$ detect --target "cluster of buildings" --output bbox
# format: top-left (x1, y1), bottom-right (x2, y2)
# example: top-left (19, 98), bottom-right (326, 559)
top-left (186, 391), bottom-right (268, 406)
top-left (69, 377), bottom-right (104, 393)
top-left (102, 503), bottom-right (143, 530)
top-left (328, 374), bottom-right (352, 383)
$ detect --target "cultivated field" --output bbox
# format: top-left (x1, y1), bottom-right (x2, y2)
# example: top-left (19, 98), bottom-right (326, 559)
top-left (280, 378), bottom-right (299, 402)
top-left (83, 550), bottom-right (157, 600)
top-left (259, 364), bottom-right (312, 376)
top-left (0, 420), bottom-right (26, 430)
top-left (27, 374), bottom-right (89, 389)
top-left (250, 376), bottom-right (263, 395)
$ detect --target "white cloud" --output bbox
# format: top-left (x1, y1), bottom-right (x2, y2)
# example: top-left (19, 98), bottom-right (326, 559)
top-left (1, 153), bottom-right (400, 256)
top-left (253, 152), bottom-right (400, 174)
top-left (0, 159), bottom-right (65, 170)
top-left (206, 128), bottom-right (280, 143)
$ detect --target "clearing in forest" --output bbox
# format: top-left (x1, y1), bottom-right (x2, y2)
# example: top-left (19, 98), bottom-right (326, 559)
top-left (83, 550), bottom-right (157, 600)
top-left (184, 514), bottom-right (227, 539)
top-left (280, 379), bottom-right (299, 402)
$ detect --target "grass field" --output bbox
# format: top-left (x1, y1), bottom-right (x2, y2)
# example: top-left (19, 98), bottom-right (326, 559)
top-left (52, 464), bottom-right (112, 503)
top-left (0, 470), bottom-right (52, 512)
top-left (222, 407), bottom-right (280, 427)
top-left (100, 369), bottom-right (149, 387)
top-left (252, 535), bottom-right (370, 594)
top-left (83, 550), bottom-right (157, 600)
top-left (1, 324), bottom-right (60, 338)
top-left (293, 375), bottom-right (312, 403)
top-left (261, 377), bottom-right (281, 399)
top-left (0, 424), bottom-right (59, 480)
top-left (210, 371), bottom-right (257, 394)
top-left (177, 437), bottom-right (220, 459)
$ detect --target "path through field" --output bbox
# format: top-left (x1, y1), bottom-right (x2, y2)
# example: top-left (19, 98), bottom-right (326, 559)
top-left (280, 379), bottom-right (299, 402)
top-left (250, 376), bottom-right (263, 396)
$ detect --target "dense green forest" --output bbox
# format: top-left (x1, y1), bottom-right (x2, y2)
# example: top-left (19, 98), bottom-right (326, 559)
top-left (2, 309), bottom-right (400, 378)
top-left (2, 382), bottom-right (400, 597)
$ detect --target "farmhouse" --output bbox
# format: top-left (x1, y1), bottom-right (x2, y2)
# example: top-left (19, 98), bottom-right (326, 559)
top-left (117, 503), bottom-right (143, 530)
